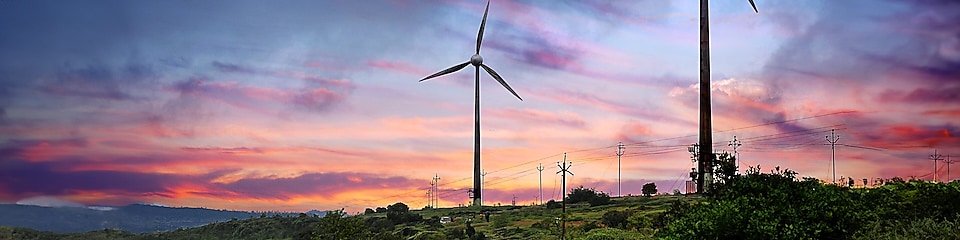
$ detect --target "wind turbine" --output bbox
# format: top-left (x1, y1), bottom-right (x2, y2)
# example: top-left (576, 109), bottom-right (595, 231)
top-left (420, 0), bottom-right (522, 207)
top-left (696, 0), bottom-right (758, 193)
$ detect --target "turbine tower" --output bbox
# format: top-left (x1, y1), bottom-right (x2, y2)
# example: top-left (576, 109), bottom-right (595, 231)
top-left (697, 0), bottom-right (758, 193)
top-left (420, 0), bottom-right (523, 207)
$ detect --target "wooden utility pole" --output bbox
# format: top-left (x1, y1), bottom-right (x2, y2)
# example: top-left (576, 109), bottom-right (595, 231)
top-left (946, 155), bottom-right (954, 182)
top-left (556, 153), bottom-right (573, 240)
top-left (930, 150), bottom-right (943, 182)
top-left (826, 129), bottom-right (840, 184)
top-left (536, 163), bottom-right (544, 205)
top-left (616, 142), bottom-right (625, 197)
top-left (480, 170), bottom-right (487, 206)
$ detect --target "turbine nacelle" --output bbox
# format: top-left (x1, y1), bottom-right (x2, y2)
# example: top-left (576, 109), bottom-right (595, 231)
top-left (470, 54), bottom-right (483, 66)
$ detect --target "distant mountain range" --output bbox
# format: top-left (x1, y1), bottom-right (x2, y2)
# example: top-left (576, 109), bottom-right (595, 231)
top-left (0, 203), bottom-right (326, 233)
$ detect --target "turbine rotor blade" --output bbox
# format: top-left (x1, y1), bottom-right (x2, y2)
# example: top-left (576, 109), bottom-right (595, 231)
top-left (481, 63), bottom-right (522, 101)
top-left (476, 0), bottom-right (490, 54)
top-left (748, 0), bottom-right (758, 13)
top-left (420, 62), bottom-right (471, 82)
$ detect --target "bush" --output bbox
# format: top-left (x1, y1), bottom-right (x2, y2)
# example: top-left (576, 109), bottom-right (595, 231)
top-left (855, 217), bottom-right (960, 240)
top-left (576, 227), bottom-right (648, 240)
top-left (626, 212), bottom-right (652, 231)
top-left (601, 210), bottom-right (629, 229)
top-left (385, 202), bottom-right (409, 223)
top-left (655, 166), bottom-right (960, 239)
top-left (657, 167), bottom-right (866, 239)
top-left (545, 200), bottom-right (562, 209)
top-left (313, 209), bottom-right (367, 240)
top-left (567, 186), bottom-right (612, 207)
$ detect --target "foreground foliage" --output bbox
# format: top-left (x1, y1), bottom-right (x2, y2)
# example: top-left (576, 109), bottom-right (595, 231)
top-left (657, 166), bottom-right (960, 239)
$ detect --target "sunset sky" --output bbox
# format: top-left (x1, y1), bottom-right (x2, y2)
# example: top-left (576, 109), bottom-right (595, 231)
top-left (1, 0), bottom-right (957, 213)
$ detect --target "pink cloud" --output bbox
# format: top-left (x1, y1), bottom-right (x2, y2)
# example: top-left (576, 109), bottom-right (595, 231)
top-left (487, 108), bottom-right (586, 129)
top-left (367, 59), bottom-right (430, 76)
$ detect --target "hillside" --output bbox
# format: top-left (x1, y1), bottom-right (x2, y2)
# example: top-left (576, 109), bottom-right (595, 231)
top-left (0, 203), bottom-right (314, 233)
top-left (0, 195), bottom-right (690, 240)
top-left (3, 170), bottom-right (959, 239)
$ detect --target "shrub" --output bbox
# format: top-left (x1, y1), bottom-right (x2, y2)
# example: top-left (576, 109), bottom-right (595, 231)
top-left (626, 212), bottom-right (652, 231)
top-left (576, 228), bottom-right (649, 240)
top-left (601, 210), bottom-right (629, 229)
top-left (567, 186), bottom-right (612, 207)
top-left (545, 200), bottom-right (562, 209)
top-left (313, 209), bottom-right (367, 240)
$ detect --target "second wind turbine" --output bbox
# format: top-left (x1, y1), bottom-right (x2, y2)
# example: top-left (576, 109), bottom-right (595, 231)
top-left (420, 0), bottom-right (523, 207)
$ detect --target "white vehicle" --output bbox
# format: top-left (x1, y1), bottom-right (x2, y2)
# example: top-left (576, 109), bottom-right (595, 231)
top-left (440, 216), bottom-right (452, 224)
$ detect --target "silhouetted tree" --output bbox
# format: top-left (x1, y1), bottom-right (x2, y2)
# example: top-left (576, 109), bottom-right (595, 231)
top-left (566, 186), bottom-right (611, 206)
top-left (642, 182), bottom-right (657, 196)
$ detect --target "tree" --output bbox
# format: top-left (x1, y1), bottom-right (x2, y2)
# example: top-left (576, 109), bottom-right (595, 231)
top-left (642, 182), bottom-right (657, 196)
top-left (566, 186), bottom-right (611, 206)
top-left (313, 209), bottom-right (367, 240)
top-left (363, 208), bottom-right (375, 215)
top-left (385, 202), bottom-right (409, 224)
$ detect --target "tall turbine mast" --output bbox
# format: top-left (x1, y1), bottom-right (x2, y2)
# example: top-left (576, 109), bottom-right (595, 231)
top-left (698, 0), bottom-right (758, 193)
top-left (420, 0), bottom-right (523, 207)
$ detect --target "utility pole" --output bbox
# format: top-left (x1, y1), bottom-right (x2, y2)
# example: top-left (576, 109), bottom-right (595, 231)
top-left (728, 136), bottom-right (741, 173)
top-left (512, 195), bottom-right (517, 206)
top-left (826, 129), bottom-right (840, 184)
top-left (930, 150), bottom-right (943, 182)
top-left (433, 174), bottom-right (440, 208)
top-left (536, 163), bottom-right (544, 205)
top-left (946, 155), bottom-right (954, 182)
top-left (616, 142), bottom-right (625, 197)
top-left (429, 181), bottom-right (435, 208)
top-left (556, 153), bottom-right (573, 240)
top-left (688, 143), bottom-right (701, 192)
top-left (426, 190), bottom-right (432, 209)
top-left (480, 170), bottom-right (487, 206)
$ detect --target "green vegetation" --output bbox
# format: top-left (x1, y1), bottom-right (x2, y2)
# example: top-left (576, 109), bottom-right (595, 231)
top-left (3, 167), bottom-right (958, 239)
top-left (657, 166), bottom-right (960, 240)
